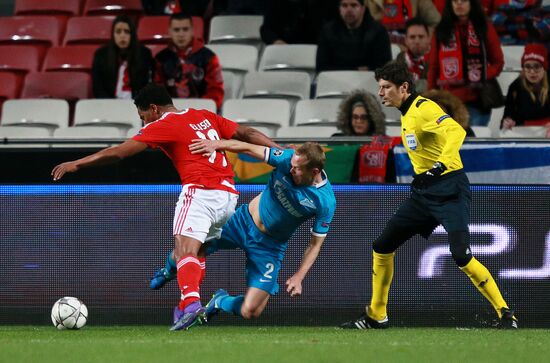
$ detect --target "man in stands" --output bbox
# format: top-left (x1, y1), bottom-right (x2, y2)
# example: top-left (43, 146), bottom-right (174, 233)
top-left (396, 17), bottom-right (431, 92)
top-left (155, 12), bottom-right (224, 109)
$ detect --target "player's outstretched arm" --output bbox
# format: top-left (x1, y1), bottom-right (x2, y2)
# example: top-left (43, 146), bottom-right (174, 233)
top-left (51, 140), bottom-right (148, 180)
top-left (189, 139), bottom-right (268, 161)
top-left (232, 125), bottom-right (282, 149)
top-left (286, 235), bottom-right (326, 297)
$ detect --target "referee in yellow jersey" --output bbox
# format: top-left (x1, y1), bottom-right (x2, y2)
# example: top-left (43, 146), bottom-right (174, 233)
top-left (341, 61), bottom-right (518, 329)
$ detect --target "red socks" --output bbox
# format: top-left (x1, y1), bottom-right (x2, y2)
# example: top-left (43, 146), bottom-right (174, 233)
top-left (177, 254), bottom-right (202, 311)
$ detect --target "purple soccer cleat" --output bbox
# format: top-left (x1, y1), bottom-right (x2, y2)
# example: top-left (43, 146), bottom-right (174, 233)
top-left (170, 301), bottom-right (206, 331)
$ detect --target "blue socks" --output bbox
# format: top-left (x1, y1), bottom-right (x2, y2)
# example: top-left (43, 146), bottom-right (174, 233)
top-left (165, 251), bottom-right (177, 276)
top-left (218, 295), bottom-right (244, 316)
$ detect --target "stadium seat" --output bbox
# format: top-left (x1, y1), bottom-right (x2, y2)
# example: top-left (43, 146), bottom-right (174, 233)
top-left (138, 16), bottom-right (204, 44)
top-left (73, 99), bottom-right (141, 136)
top-left (14, 0), bottom-right (82, 28)
top-left (0, 73), bottom-right (21, 116)
top-left (315, 71), bottom-right (377, 98)
top-left (502, 45), bottom-right (523, 71)
top-left (471, 126), bottom-right (492, 137)
top-left (83, 0), bottom-right (143, 17)
top-left (487, 106), bottom-right (505, 136)
top-left (497, 72), bottom-right (519, 97)
top-left (63, 16), bottom-right (114, 46)
top-left (206, 44), bottom-right (258, 98)
top-left (53, 126), bottom-right (122, 147)
top-left (258, 44), bottom-right (317, 78)
top-left (1, 99), bottom-right (70, 133)
top-left (208, 15), bottom-right (263, 49)
top-left (499, 126), bottom-right (548, 138)
top-left (293, 99), bottom-right (341, 127)
top-left (243, 71), bottom-right (311, 104)
top-left (386, 126), bottom-right (402, 137)
top-left (0, 45), bottom-right (42, 73)
top-left (126, 126), bottom-right (141, 138)
top-left (222, 99), bottom-right (291, 137)
top-left (0, 45), bottom-right (42, 95)
top-left (173, 98), bottom-right (217, 113)
top-left (277, 125), bottom-right (338, 138)
top-left (42, 45), bottom-right (98, 72)
top-left (383, 106), bottom-right (402, 123)
top-left (0, 16), bottom-right (62, 58)
top-left (21, 72), bottom-right (92, 101)
top-left (0, 125), bottom-right (51, 141)
top-left (0, 72), bottom-right (21, 100)
top-left (391, 43), bottom-right (401, 60)
top-left (221, 71), bottom-right (236, 100)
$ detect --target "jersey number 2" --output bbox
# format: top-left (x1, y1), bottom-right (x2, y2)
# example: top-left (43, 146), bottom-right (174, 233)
top-left (195, 129), bottom-right (227, 167)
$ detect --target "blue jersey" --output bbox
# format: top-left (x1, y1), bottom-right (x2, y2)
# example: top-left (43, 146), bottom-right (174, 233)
top-left (259, 148), bottom-right (336, 242)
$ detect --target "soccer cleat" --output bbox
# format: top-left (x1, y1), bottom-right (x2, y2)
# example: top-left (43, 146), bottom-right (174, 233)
top-left (204, 289), bottom-right (229, 322)
top-left (340, 313), bottom-right (389, 329)
top-left (498, 308), bottom-right (518, 329)
top-left (149, 268), bottom-right (176, 290)
top-left (170, 301), bottom-right (206, 331)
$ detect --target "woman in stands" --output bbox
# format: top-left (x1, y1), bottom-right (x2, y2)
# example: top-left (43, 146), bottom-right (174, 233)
top-left (427, 0), bottom-right (504, 126)
top-left (334, 89), bottom-right (386, 136)
top-left (501, 43), bottom-right (550, 137)
top-left (92, 15), bottom-right (155, 99)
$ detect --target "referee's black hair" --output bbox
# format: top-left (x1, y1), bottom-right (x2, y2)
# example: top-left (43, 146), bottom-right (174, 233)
top-left (374, 60), bottom-right (416, 94)
top-left (134, 83), bottom-right (173, 110)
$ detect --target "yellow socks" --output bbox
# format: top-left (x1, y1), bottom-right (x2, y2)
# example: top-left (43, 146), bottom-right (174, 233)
top-left (460, 257), bottom-right (508, 318)
top-left (368, 251), bottom-right (395, 321)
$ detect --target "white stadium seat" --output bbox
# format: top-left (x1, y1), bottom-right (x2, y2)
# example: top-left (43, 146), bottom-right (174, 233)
top-left (222, 98), bottom-right (291, 137)
top-left (243, 71), bottom-right (311, 103)
top-left (259, 44), bottom-right (317, 78)
top-left (293, 99), bottom-right (340, 127)
top-left (1, 99), bottom-right (69, 135)
top-left (315, 71), bottom-right (377, 99)
top-left (502, 45), bottom-right (523, 71)
top-left (74, 99), bottom-right (141, 136)
top-left (208, 15), bottom-right (263, 49)
top-left (277, 126), bottom-right (338, 138)
top-left (173, 98), bottom-right (217, 113)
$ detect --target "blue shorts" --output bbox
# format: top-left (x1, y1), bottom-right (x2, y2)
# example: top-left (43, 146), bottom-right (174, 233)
top-left (205, 204), bottom-right (287, 295)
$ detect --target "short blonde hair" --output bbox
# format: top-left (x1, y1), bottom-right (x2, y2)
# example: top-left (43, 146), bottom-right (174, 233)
top-left (296, 142), bottom-right (326, 171)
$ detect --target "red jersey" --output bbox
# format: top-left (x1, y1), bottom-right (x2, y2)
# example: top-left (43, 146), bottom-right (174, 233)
top-left (132, 108), bottom-right (239, 194)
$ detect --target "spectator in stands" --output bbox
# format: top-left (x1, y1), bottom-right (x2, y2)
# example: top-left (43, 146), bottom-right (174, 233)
top-left (501, 43), bottom-right (550, 136)
top-left (335, 89), bottom-right (386, 136)
top-left (396, 18), bottom-right (431, 93)
top-left (260, 0), bottom-right (338, 45)
top-left (316, 0), bottom-right (392, 72)
top-left (423, 89), bottom-right (475, 136)
top-left (155, 12), bottom-right (224, 109)
top-left (427, 0), bottom-right (504, 126)
top-left (92, 15), bottom-right (155, 99)
top-left (141, 0), bottom-right (210, 16)
top-left (366, 0), bottom-right (440, 45)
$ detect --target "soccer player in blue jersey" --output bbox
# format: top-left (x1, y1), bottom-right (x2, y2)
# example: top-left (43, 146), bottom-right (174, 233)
top-left (151, 140), bottom-right (336, 324)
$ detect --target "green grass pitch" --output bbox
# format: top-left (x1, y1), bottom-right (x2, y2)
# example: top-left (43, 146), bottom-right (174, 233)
top-left (1, 326), bottom-right (548, 363)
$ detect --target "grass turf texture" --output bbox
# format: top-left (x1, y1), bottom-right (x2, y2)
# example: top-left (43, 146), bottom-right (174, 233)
top-left (1, 326), bottom-right (548, 363)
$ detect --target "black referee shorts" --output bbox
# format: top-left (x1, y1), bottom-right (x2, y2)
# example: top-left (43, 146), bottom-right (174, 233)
top-left (373, 170), bottom-right (471, 254)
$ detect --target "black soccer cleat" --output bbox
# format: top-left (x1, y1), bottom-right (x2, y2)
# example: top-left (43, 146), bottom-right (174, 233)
top-left (340, 313), bottom-right (389, 329)
top-left (498, 308), bottom-right (518, 329)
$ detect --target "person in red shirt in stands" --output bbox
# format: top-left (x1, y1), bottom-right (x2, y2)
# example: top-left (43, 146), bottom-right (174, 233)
top-left (155, 12), bottom-right (224, 110)
top-left (51, 84), bottom-right (278, 331)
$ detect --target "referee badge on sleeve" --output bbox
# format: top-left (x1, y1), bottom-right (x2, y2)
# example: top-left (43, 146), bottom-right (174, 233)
top-left (405, 133), bottom-right (419, 151)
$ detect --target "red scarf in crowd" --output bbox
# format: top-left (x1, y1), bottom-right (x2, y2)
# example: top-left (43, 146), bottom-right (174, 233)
top-left (382, 0), bottom-right (413, 30)
top-left (438, 21), bottom-right (484, 85)
top-left (405, 51), bottom-right (427, 81)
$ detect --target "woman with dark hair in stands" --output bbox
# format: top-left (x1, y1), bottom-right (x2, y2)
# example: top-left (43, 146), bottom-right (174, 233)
top-left (92, 15), bottom-right (155, 99)
top-left (335, 89), bottom-right (386, 136)
top-left (427, 0), bottom-right (504, 126)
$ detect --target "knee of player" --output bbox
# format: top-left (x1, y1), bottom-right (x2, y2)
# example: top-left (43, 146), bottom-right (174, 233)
top-left (448, 230), bottom-right (472, 267)
top-left (240, 305), bottom-right (263, 320)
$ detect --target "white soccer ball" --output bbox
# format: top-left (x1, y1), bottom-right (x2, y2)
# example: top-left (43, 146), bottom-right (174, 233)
top-left (51, 297), bottom-right (88, 330)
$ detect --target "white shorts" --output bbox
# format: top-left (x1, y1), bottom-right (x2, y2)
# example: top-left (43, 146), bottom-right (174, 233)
top-left (173, 184), bottom-right (238, 243)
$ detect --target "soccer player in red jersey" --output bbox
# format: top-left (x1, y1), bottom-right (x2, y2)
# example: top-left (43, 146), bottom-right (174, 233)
top-left (51, 83), bottom-right (279, 330)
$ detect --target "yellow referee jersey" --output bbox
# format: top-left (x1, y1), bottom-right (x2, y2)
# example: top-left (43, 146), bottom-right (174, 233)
top-left (399, 94), bottom-right (465, 175)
